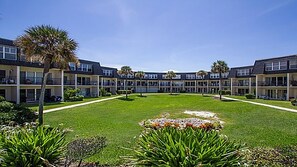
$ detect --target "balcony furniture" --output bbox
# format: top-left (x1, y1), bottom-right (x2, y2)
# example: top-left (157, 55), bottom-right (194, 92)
top-left (25, 79), bottom-right (32, 84)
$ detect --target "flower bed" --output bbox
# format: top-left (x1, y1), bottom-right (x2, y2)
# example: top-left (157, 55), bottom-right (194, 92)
top-left (140, 118), bottom-right (222, 131)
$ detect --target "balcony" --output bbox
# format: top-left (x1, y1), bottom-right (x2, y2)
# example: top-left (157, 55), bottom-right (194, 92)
top-left (21, 77), bottom-right (61, 85)
top-left (258, 81), bottom-right (287, 87)
top-left (232, 82), bottom-right (249, 86)
top-left (0, 76), bottom-right (17, 84)
top-left (290, 80), bottom-right (297, 86)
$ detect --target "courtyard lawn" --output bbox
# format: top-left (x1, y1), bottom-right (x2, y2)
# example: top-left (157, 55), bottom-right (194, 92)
top-left (26, 96), bottom-right (116, 111)
top-left (229, 95), bottom-right (297, 110)
top-left (44, 94), bottom-right (297, 165)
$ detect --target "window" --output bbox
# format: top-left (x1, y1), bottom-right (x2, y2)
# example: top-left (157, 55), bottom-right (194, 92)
top-left (69, 62), bottom-right (76, 71)
top-left (0, 46), bottom-right (17, 60)
top-left (237, 69), bottom-right (250, 76)
top-left (103, 69), bottom-right (112, 76)
top-left (77, 64), bottom-right (92, 72)
top-left (290, 60), bottom-right (297, 69)
top-left (265, 61), bottom-right (287, 71)
top-left (186, 74), bottom-right (196, 79)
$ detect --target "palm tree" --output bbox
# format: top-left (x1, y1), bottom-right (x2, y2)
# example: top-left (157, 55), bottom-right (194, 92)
top-left (211, 60), bottom-right (229, 100)
top-left (135, 71), bottom-right (145, 96)
top-left (15, 25), bottom-right (79, 125)
top-left (165, 71), bottom-right (176, 95)
top-left (196, 70), bottom-right (208, 96)
top-left (117, 66), bottom-right (133, 99)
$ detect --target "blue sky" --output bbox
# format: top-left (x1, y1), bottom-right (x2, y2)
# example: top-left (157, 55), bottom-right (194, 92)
top-left (1, 0), bottom-right (297, 72)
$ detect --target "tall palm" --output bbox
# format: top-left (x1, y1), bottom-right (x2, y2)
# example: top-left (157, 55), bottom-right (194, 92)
top-left (196, 70), bottom-right (208, 96)
top-left (15, 25), bottom-right (79, 125)
top-left (211, 60), bottom-right (229, 100)
top-left (117, 66), bottom-right (133, 99)
top-left (135, 71), bottom-right (145, 96)
top-left (165, 71), bottom-right (176, 95)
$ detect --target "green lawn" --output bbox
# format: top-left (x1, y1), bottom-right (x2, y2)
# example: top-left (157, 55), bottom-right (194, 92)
top-left (229, 95), bottom-right (297, 110)
top-left (44, 94), bottom-right (297, 165)
top-left (27, 96), bottom-right (116, 111)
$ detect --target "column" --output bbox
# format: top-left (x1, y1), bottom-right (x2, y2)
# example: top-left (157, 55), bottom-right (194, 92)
top-left (255, 75), bottom-right (258, 98)
top-left (287, 73), bottom-right (290, 100)
top-left (115, 78), bottom-right (118, 91)
top-left (230, 78), bottom-right (233, 95)
top-left (206, 81), bottom-right (209, 93)
top-left (146, 80), bottom-right (149, 93)
top-left (61, 70), bottom-right (64, 101)
top-left (101, 77), bottom-right (104, 89)
top-left (249, 77), bottom-right (252, 94)
top-left (158, 80), bottom-right (161, 90)
top-left (194, 80), bottom-right (197, 93)
top-left (16, 66), bottom-right (20, 104)
top-left (182, 80), bottom-right (185, 91)
top-left (97, 75), bottom-right (100, 97)
top-left (74, 74), bottom-right (78, 89)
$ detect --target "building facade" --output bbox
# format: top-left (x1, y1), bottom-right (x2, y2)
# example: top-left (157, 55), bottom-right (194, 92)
top-left (1, 37), bottom-right (297, 103)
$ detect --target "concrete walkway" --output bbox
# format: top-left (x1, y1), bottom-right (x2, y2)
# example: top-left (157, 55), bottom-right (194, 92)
top-left (221, 96), bottom-right (297, 113)
top-left (44, 95), bottom-right (123, 113)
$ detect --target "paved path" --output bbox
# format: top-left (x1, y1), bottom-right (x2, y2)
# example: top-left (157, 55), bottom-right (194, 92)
top-left (44, 95), bottom-right (123, 113)
top-left (221, 96), bottom-right (297, 113)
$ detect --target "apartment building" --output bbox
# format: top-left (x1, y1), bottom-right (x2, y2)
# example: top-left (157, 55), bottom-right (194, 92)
top-left (229, 66), bottom-right (255, 95)
top-left (1, 37), bottom-right (297, 103)
top-left (253, 55), bottom-right (297, 100)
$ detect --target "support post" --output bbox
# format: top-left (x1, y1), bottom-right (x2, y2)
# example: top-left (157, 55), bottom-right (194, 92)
top-left (287, 73), bottom-right (290, 100)
top-left (61, 70), bottom-right (64, 101)
top-left (256, 75), bottom-right (258, 98)
top-left (16, 66), bottom-right (20, 104)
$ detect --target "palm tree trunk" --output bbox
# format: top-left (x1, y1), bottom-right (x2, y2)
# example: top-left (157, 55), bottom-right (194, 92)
top-left (38, 57), bottom-right (51, 125)
top-left (219, 73), bottom-right (222, 100)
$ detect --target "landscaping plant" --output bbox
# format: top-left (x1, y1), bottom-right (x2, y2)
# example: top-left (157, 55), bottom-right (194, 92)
top-left (65, 136), bottom-right (107, 167)
top-left (64, 87), bottom-right (84, 101)
top-left (134, 126), bottom-right (244, 166)
top-left (0, 125), bottom-right (67, 166)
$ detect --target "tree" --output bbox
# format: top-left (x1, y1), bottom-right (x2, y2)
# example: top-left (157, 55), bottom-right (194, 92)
top-left (196, 70), bottom-right (208, 96)
top-left (15, 25), bottom-right (79, 125)
top-left (165, 71), bottom-right (176, 95)
top-left (117, 66), bottom-right (133, 99)
top-left (211, 60), bottom-right (229, 100)
top-left (135, 71), bottom-right (145, 97)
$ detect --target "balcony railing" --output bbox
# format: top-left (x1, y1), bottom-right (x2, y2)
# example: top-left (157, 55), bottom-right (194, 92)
top-left (0, 76), bottom-right (17, 84)
top-left (77, 81), bottom-right (98, 85)
top-left (232, 82), bottom-right (249, 86)
top-left (258, 81), bottom-right (287, 86)
top-left (21, 77), bottom-right (61, 85)
top-left (290, 80), bottom-right (297, 86)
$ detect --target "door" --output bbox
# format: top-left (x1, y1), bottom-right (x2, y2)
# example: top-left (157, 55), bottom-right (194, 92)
top-left (0, 89), bottom-right (5, 99)
top-left (20, 89), bottom-right (26, 102)
top-left (0, 70), bottom-right (5, 83)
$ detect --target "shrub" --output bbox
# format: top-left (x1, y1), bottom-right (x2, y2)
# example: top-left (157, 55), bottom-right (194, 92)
top-left (157, 89), bottom-right (164, 93)
top-left (65, 136), bottom-right (107, 166)
top-left (0, 96), bottom-right (5, 102)
top-left (0, 100), bottom-right (37, 125)
top-left (105, 92), bottom-right (112, 96)
top-left (179, 90), bottom-right (186, 93)
top-left (245, 94), bottom-right (256, 99)
top-left (68, 95), bottom-right (84, 101)
top-left (64, 87), bottom-right (83, 101)
top-left (134, 127), bottom-right (244, 166)
top-left (291, 99), bottom-right (297, 106)
top-left (100, 88), bottom-right (107, 96)
top-left (219, 90), bottom-right (231, 95)
top-left (244, 146), bottom-right (297, 166)
top-left (0, 126), bottom-right (66, 166)
top-left (117, 90), bottom-right (132, 94)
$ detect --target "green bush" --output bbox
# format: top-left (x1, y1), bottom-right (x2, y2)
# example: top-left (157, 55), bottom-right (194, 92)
top-left (0, 126), bottom-right (66, 166)
top-left (158, 89), bottom-right (164, 93)
top-left (105, 92), bottom-right (112, 96)
top-left (179, 90), bottom-right (186, 93)
top-left (100, 88), bottom-right (107, 96)
top-left (117, 90), bottom-right (132, 94)
top-left (65, 136), bottom-right (107, 166)
top-left (68, 95), bottom-right (84, 101)
top-left (291, 99), bottom-right (297, 106)
top-left (245, 94), bottom-right (256, 99)
top-left (0, 96), bottom-right (5, 102)
top-left (134, 127), bottom-right (244, 166)
top-left (64, 87), bottom-right (83, 101)
top-left (219, 90), bottom-right (231, 95)
top-left (0, 101), bottom-right (37, 125)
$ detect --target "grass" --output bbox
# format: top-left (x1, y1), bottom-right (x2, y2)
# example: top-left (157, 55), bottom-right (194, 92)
top-left (229, 95), bottom-right (297, 110)
top-left (26, 96), bottom-right (116, 111)
top-left (44, 94), bottom-right (297, 165)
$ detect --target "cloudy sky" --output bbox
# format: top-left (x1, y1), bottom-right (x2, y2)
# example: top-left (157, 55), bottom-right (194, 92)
top-left (1, 0), bottom-right (297, 71)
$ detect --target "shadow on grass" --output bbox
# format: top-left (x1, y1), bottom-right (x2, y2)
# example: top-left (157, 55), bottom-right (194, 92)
top-left (221, 99), bottom-right (236, 102)
top-left (169, 93), bottom-right (180, 96)
top-left (137, 95), bottom-right (147, 98)
top-left (117, 97), bottom-right (135, 101)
